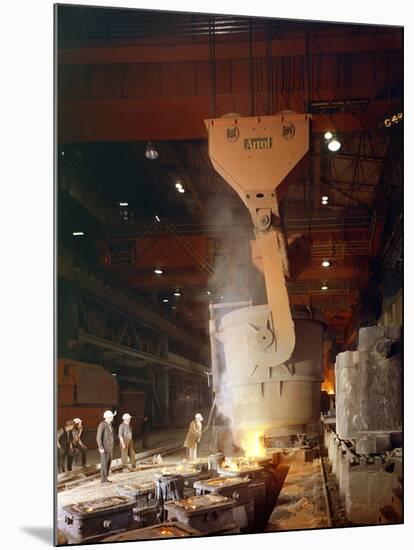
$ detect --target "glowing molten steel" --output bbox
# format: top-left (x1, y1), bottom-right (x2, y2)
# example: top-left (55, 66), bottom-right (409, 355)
top-left (321, 379), bottom-right (335, 395)
top-left (240, 430), bottom-right (266, 458)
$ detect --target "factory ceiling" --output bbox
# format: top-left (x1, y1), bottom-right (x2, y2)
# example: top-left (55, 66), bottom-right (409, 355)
top-left (57, 5), bottom-right (403, 351)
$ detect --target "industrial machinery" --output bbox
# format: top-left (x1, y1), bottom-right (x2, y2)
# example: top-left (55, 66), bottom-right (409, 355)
top-left (57, 358), bottom-right (147, 446)
top-left (206, 113), bottom-right (325, 450)
top-left (57, 358), bottom-right (118, 446)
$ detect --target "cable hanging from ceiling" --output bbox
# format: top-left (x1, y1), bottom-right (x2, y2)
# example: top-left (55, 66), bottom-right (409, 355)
top-left (209, 16), bottom-right (217, 119)
top-left (266, 20), bottom-right (274, 115)
top-left (249, 18), bottom-right (254, 117)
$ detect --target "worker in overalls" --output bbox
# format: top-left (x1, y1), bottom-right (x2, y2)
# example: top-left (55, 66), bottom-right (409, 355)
top-left (96, 410), bottom-right (116, 483)
top-left (72, 418), bottom-right (88, 467)
top-left (57, 420), bottom-right (75, 473)
top-left (119, 413), bottom-right (136, 470)
top-left (183, 413), bottom-right (203, 461)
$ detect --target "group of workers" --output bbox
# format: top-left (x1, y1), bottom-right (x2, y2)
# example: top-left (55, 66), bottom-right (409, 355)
top-left (57, 418), bottom-right (87, 473)
top-left (58, 410), bottom-right (203, 482)
top-left (57, 412), bottom-right (150, 482)
top-left (96, 410), bottom-right (149, 483)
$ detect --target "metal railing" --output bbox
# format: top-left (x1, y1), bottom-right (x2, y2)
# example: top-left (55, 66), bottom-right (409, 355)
top-left (98, 213), bottom-right (380, 240)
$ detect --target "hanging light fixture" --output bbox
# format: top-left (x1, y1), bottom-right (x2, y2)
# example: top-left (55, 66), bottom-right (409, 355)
top-left (145, 142), bottom-right (158, 160)
top-left (327, 138), bottom-right (341, 152)
top-left (322, 260), bottom-right (331, 268)
top-left (321, 283), bottom-right (329, 291)
top-left (324, 130), bottom-right (341, 152)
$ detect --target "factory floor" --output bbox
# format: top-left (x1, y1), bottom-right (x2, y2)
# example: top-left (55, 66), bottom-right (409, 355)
top-left (57, 430), bottom-right (332, 543)
top-left (69, 429), bottom-right (187, 468)
top-left (266, 457), bottom-right (330, 531)
top-left (57, 429), bottom-right (187, 529)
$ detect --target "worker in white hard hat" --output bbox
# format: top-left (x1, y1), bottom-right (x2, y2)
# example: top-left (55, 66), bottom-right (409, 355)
top-left (119, 413), bottom-right (136, 470)
top-left (183, 413), bottom-right (203, 461)
top-left (96, 410), bottom-right (117, 483)
top-left (72, 418), bottom-right (88, 467)
top-left (57, 420), bottom-right (75, 473)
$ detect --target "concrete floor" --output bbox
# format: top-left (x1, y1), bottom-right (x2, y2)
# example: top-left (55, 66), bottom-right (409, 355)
top-left (67, 429), bottom-right (187, 469)
top-left (266, 458), bottom-right (329, 531)
top-left (57, 430), bottom-right (331, 542)
top-left (57, 430), bottom-right (189, 515)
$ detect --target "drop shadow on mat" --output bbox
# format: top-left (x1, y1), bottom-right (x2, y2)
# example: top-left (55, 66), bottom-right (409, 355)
top-left (21, 527), bottom-right (53, 545)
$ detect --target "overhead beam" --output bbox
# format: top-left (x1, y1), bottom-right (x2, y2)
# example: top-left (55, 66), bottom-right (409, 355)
top-left (78, 330), bottom-right (209, 377)
top-left (295, 265), bottom-right (370, 281)
top-left (58, 34), bottom-right (401, 143)
top-left (58, 247), bottom-right (210, 354)
top-left (58, 32), bottom-right (402, 65)
top-left (60, 95), bottom-right (400, 143)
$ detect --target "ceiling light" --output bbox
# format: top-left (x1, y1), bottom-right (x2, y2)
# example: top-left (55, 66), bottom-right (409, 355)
top-left (175, 182), bottom-right (183, 189)
top-left (321, 195), bottom-right (328, 202)
top-left (174, 291), bottom-right (181, 297)
top-left (154, 268), bottom-right (163, 275)
top-left (72, 231), bottom-right (85, 236)
top-left (145, 142), bottom-right (158, 160)
top-left (112, 373), bottom-right (117, 376)
top-left (328, 139), bottom-right (341, 152)
top-left (206, 290), bottom-right (211, 296)
top-left (321, 284), bottom-right (329, 291)
top-left (324, 131), bottom-right (333, 140)
top-left (172, 306), bottom-right (176, 310)
top-left (383, 112), bottom-right (403, 128)
top-left (322, 260), bottom-right (331, 267)
top-left (178, 188), bottom-right (185, 194)
top-left (119, 201), bottom-right (128, 207)
top-left (155, 215), bottom-right (160, 222)
top-left (162, 299), bottom-right (169, 303)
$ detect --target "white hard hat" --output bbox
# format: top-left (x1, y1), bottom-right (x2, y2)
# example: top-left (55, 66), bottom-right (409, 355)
top-left (73, 418), bottom-right (82, 424)
top-left (103, 410), bottom-right (117, 419)
top-left (195, 413), bottom-right (203, 421)
top-left (122, 413), bottom-right (132, 420)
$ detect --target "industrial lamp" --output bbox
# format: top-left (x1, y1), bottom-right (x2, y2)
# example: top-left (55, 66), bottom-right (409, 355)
top-left (327, 138), bottom-right (341, 152)
top-left (324, 131), bottom-right (341, 152)
top-left (145, 142), bottom-right (158, 160)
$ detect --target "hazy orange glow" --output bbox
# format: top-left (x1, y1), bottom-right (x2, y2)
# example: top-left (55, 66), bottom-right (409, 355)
top-left (321, 379), bottom-right (335, 394)
top-left (240, 429), bottom-right (266, 458)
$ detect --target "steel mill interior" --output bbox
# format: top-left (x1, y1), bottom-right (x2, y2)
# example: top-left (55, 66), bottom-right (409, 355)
top-left (55, 5), bottom-right (403, 545)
